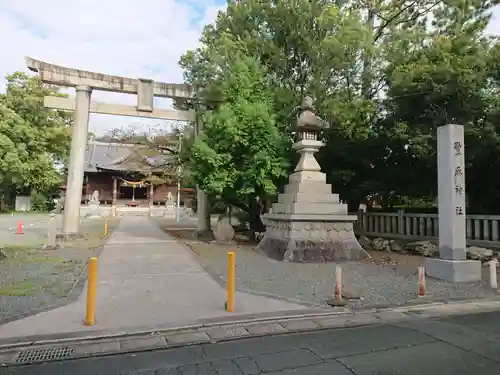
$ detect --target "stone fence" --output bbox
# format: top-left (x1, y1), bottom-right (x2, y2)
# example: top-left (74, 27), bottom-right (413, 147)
top-left (354, 211), bottom-right (500, 249)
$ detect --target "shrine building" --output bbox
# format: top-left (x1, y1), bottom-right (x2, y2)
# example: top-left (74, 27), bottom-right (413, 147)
top-left (60, 140), bottom-right (195, 208)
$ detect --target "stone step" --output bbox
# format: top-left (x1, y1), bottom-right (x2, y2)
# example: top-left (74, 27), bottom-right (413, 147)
top-left (278, 193), bottom-right (340, 204)
top-left (288, 170), bottom-right (327, 183)
top-left (284, 182), bottom-right (332, 195)
top-left (271, 202), bottom-right (348, 215)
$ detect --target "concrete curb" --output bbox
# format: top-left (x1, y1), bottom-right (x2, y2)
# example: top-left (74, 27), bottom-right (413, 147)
top-left (0, 308), bottom-right (349, 349)
top-left (2, 298), bottom-right (500, 367)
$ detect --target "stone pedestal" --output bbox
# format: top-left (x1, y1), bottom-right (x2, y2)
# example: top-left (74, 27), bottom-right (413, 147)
top-left (164, 204), bottom-right (175, 218)
top-left (86, 201), bottom-right (101, 219)
top-left (425, 258), bottom-right (481, 282)
top-left (213, 216), bottom-right (235, 243)
top-left (258, 138), bottom-right (369, 262)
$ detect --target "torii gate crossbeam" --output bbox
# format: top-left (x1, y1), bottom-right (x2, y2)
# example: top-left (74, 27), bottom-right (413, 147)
top-left (26, 57), bottom-right (209, 234)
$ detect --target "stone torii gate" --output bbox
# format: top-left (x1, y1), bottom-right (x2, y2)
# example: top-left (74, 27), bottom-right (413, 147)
top-left (25, 57), bottom-right (209, 234)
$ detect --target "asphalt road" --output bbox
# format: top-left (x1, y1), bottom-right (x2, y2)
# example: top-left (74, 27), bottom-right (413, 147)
top-left (4, 311), bottom-right (500, 375)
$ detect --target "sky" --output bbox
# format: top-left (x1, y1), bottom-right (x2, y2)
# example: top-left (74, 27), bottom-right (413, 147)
top-left (0, 0), bottom-right (225, 136)
top-left (0, 1), bottom-right (499, 136)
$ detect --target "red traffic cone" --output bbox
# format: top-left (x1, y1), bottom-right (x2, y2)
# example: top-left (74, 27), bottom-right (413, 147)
top-left (15, 220), bottom-right (24, 235)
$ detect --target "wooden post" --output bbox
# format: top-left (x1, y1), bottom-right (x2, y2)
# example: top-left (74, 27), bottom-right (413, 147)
top-left (112, 177), bottom-right (117, 205)
top-left (226, 252), bottom-right (235, 312)
top-left (112, 177), bottom-right (117, 217)
top-left (418, 267), bottom-right (426, 297)
top-left (149, 182), bottom-right (154, 217)
top-left (84, 257), bottom-right (98, 326)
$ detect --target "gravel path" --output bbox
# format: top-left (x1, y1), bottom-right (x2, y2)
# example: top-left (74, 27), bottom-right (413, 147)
top-left (0, 218), bottom-right (120, 324)
top-left (166, 229), bottom-right (500, 309)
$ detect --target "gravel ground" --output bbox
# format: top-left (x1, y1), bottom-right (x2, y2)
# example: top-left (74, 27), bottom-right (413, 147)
top-left (165, 229), bottom-right (500, 309)
top-left (0, 218), bottom-right (120, 324)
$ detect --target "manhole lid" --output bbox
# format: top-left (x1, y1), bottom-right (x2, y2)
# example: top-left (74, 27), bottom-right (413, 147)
top-left (16, 346), bottom-right (75, 364)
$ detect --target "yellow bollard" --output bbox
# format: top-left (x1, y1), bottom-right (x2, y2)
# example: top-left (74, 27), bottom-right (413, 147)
top-left (103, 216), bottom-right (109, 237)
top-left (84, 257), bottom-right (98, 326)
top-left (226, 251), bottom-right (235, 312)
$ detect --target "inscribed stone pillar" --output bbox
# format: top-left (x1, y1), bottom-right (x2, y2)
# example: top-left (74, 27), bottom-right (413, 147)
top-left (425, 124), bottom-right (481, 282)
top-left (62, 85), bottom-right (92, 234)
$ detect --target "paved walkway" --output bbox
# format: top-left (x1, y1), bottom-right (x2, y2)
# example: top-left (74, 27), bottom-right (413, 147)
top-left (0, 217), bottom-right (306, 339)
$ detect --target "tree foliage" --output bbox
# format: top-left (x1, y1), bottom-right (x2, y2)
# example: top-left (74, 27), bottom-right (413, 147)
top-left (181, 0), bottom-right (500, 215)
top-left (0, 72), bottom-right (71, 207)
top-left (190, 55), bottom-right (289, 232)
top-left (102, 124), bottom-right (196, 189)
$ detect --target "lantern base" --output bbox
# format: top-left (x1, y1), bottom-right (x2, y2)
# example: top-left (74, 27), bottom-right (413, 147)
top-left (258, 214), bottom-right (369, 263)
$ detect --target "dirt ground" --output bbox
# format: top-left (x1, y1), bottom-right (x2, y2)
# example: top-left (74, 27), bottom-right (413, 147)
top-left (166, 228), bottom-right (425, 266)
top-left (0, 217), bottom-right (121, 323)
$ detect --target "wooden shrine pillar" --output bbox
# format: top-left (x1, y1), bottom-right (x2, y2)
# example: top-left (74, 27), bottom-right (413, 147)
top-left (111, 177), bottom-right (118, 217)
top-left (148, 182), bottom-right (154, 216)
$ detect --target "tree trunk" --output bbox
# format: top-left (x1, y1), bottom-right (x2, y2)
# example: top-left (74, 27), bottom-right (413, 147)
top-left (362, 2), bottom-right (375, 100)
top-left (227, 198), bottom-right (266, 241)
top-left (248, 199), bottom-right (265, 241)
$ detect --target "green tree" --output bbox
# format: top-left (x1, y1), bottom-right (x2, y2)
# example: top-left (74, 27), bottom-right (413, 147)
top-left (0, 72), bottom-right (71, 209)
top-left (180, 0), bottom-right (451, 210)
top-left (190, 55), bottom-right (289, 235)
top-left (181, 0), bottom-right (500, 214)
top-left (381, 0), bottom-right (500, 211)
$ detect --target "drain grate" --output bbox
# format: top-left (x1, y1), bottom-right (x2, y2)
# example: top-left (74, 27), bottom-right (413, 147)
top-left (16, 346), bottom-right (75, 364)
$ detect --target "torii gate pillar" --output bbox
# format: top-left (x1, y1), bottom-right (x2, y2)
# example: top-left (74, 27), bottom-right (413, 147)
top-left (63, 85), bottom-right (92, 233)
top-left (26, 56), bottom-right (209, 234)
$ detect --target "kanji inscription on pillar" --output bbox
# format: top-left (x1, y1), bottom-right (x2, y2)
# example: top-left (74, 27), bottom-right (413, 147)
top-left (453, 144), bottom-right (465, 217)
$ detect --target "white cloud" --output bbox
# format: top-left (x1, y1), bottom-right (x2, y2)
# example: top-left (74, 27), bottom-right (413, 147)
top-left (0, 1), bottom-right (498, 136)
top-left (0, 0), bottom-right (225, 135)
top-left (487, 5), bottom-right (500, 36)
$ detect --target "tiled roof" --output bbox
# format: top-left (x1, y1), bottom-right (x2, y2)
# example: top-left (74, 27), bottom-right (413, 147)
top-left (84, 140), bottom-right (174, 173)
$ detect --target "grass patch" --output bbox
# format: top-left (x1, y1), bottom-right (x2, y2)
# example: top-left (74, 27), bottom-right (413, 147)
top-left (15, 256), bottom-right (65, 264)
top-left (2, 247), bottom-right (66, 266)
top-left (61, 218), bottom-right (121, 249)
top-left (53, 260), bottom-right (81, 273)
top-left (0, 279), bottom-right (40, 296)
top-left (41, 281), bottom-right (74, 299)
top-left (0, 217), bottom-right (121, 252)
top-left (1, 245), bottom-right (40, 258)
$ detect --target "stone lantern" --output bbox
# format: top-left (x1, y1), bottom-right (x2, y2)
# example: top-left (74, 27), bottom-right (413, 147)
top-left (257, 97), bottom-right (369, 262)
